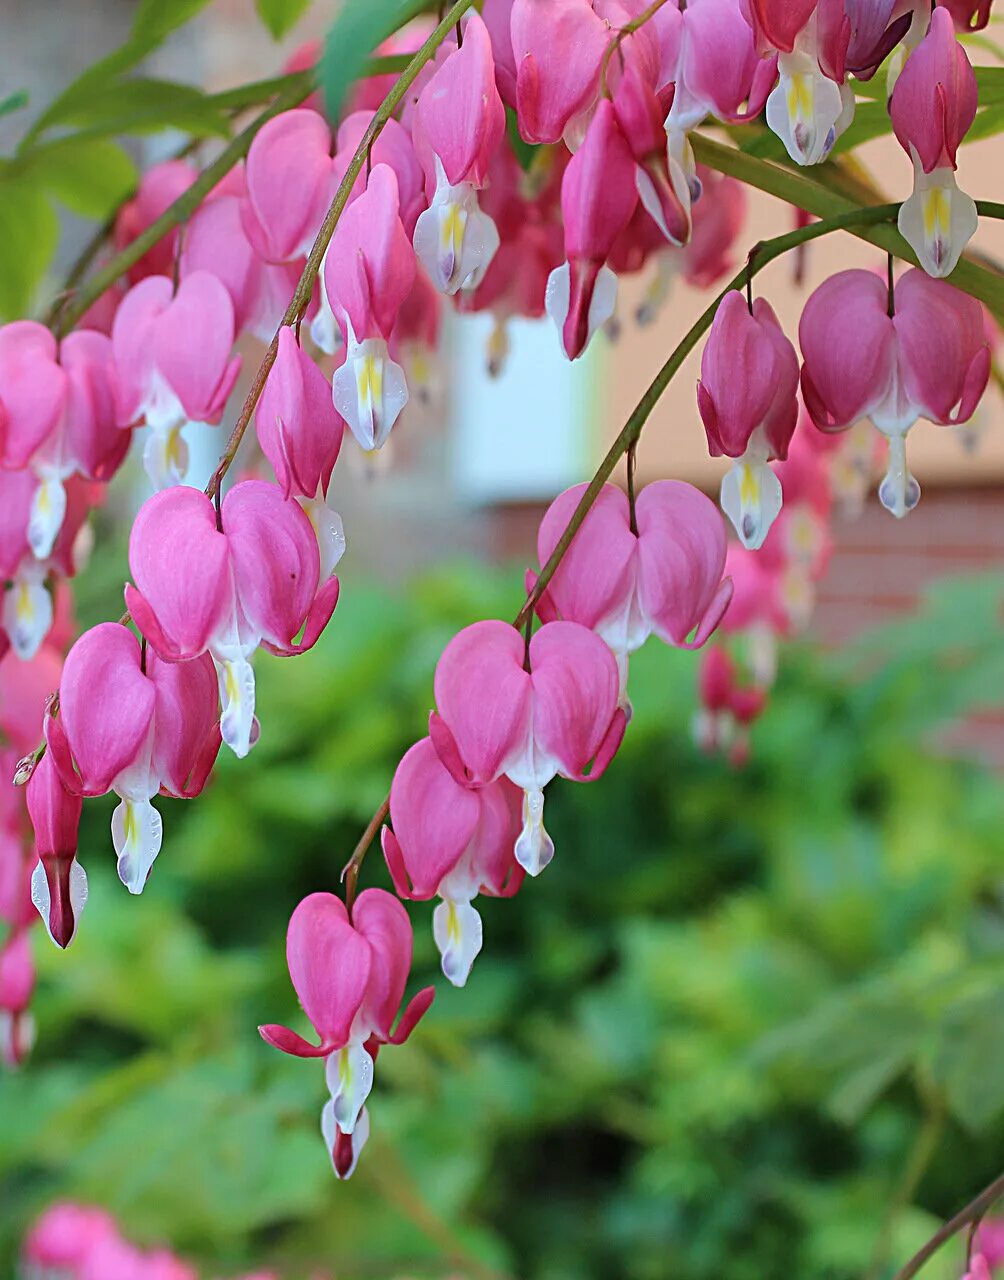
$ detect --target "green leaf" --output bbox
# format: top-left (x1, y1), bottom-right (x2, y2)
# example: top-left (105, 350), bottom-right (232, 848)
top-left (27, 139), bottom-right (138, 219)
top-left (321, 0), bottom-right (425, 123)
top-left (0, 90), bottom-right (29, 119)
top-left (0, 177), bottom-right (59, 319)
top-left (256, 0), bottom-right (312, 38)
top-left (32, 78), bottom-right (229, 139)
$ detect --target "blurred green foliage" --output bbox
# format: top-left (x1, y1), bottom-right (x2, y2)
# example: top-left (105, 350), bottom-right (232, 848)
top-left (3, 565), bottom-right (1004, 1280)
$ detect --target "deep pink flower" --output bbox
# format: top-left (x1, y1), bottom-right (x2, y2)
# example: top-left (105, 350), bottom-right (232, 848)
top-left (943, 0), bottom-right (993, 30)
top-left (382, 737), bottom-right (522, 986)
top-left (890, 6), bottom-right (978, 276)
top-left (698, 291), bottom-right (800, 549)
top-left (0, 929), bottom-right (35, 1067)
top-left (243, 109), bottom-right (335, 264)
top-left (535, 480), bottom-right (732, 693)
top-left (431, 619), bottom-right (625, 875)
top-left (546, 101), bottom-right (639, 360)
top-left (799, 267), bottom-right (989, 516)
top-left (612, 62), bottom-right (692, 249)
top-left (681, 167), bottom-right (747, 290)
top-left (256, 326), bottom-right (344, 501)
top-left (964, 1253), bottom-right (993, 1280)
top-left (125, 481), bottom-right (339, 758)
top-left (746, 0), bottom-right (819, 53)
top-left (22, 1203), bottom-right (119, 1270)
top-left (510, 0), bottom-right (609, 145)
top-left (113, 272), bottom-right (241, 488)
top-left (44, 623), bottom-right (220, 894)
top-left (26, 748), bottom-right (85, 949)
top-left (315, 164), bottom-right (417, 450)
top-left (260, 889), bottom-right (435, 1178)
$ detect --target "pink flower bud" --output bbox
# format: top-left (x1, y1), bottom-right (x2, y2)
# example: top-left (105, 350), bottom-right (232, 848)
top-left (383, 737), bottom-right (522, 986)
top-left (698, 291), bottom-right (799, 548)
top-left (26, 749), bottom-right (85, 949)
top-left (256, 327), bottom-right (344, 500)
top-left (545, 101), bottom-right (639, 360)
top-left (511, 0), bottom-right (609, 145)
top-left (243, 109), bottom-right (335, 264)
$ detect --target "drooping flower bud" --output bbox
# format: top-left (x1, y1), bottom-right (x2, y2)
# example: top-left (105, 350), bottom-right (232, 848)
top-left (545, 101), bottom-right (639, 360)
top-left (26, 748), bottom-right (85, 949)
top-left (698, 291), bottom-right (800, 549)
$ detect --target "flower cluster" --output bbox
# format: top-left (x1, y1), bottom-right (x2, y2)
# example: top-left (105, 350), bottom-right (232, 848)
top-left (0, 0), bottom-right (996, 1198)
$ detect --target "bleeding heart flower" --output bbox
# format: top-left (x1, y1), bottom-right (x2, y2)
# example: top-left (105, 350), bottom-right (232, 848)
top-left (799, 266), bottom-right (989, 516)
top-left (113, 272), bottom-right (241, 489)
top-left (243, 109), bottom-right (336, 264)
top-left (382, 737), bottom-right (522, 986)
top-left (431, 619), bottom-right (625, 876)
top-left (44, 623), bottom-right (220, 895)
top-left (546, 100), bottom-right (639, 360)
top-left (890, 5), bottom-right (978, 277)
top-left (698, 290), bottom-right (800, 549)
top-left (125, 481), bottom-right (340, 758)
top-left (314, 164), bottom-right (417, 450)
top-left (535, 480), bottom-right (732, 695)
top-left (114, 160), bottom-right (199, 283)
top-left (412, 13), bottom-right (505, 296)
top-left (26, 749), bottom-right (85, 949)
top-left (510, 0), bottom-right (610, 145)
top-left (259, 889), bottom-right (435, 1178)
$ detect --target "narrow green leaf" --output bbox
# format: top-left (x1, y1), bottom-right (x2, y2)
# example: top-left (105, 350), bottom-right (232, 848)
top-left (28, 139), bottom-right (138, 219)
top-left (0, 90), bottom-right (29, 119)
top-left (0, 178), bottom-right (59, 319)
top-left (256, 0), bottom-right (312, 39)
top-left (31, 78), bottom-right (230, 139)
top-left (321, 0), bottom-right (426, 123)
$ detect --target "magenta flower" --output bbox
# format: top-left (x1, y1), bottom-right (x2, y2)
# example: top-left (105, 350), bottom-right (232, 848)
top-left (510, 0), bottom-right (609, 145)
top-left (260, 889), bottom-right (435, 1178)
top-left (256, 326), bottom-right (345, 503)
top-left (125, 481), bottom-right (340, 757)
top-left (315, 164), bottom-right (417, 451)
top-left (383, 736), bottom-right (522, 986)
top-left (799, 267), bottom-right (990, 515)
top-left (243, 109), bottom-right (336, 265)
top-left (22, 1203), bottom-right (119, 1274)
top-left (114, 159), bottom-right (199, 284)
top-left (25, 749), bottom-right (85, 949)
top-left (535, 480), bottom-right (732, 695)
top-left (0, 322), bottom-right (126, 565)
top-left (44, 623), bottom-right (220, 895)
top-left (546, 100), bottom-right (639, 360)
top-left (612, 62), bottom-right (692, 249)
top-left (413, 12), bottom-right (505, 294)
top-left (698, 290), bottom-right (800, 549)
top-left (112, 272), bottom-right (241, 488)
top-left (431, 619), bottom-right (625, 875)
top-left (964, 1253), bottom-right (993, 1280)
top-left (890, 6), bottom-right (978, 276)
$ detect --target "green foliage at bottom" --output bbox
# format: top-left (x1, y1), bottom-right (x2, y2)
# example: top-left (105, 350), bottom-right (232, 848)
top-left (3, 566), bottom-right (1004, 1280)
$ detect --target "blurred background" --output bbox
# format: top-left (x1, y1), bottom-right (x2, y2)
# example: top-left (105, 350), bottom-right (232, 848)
top-left (3, 3), bottom-right (1004, 1279)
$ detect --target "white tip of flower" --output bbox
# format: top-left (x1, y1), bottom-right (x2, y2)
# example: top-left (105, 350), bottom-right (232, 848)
top-left (514, 786), bottom-right (555, 877)
top-left (31, 856), bottom-right (88, 949)
top-left (143, 421), bottom-right (190, 491)
top-left (898, 159), bottom-right (978, 279)
top-left (720, 456), bottom-right (783, 551)
top-left (333, 333), bottom-right (408, 452)
top-left (413, 163), bottom-right (500, 296)
top-left (877, 432), bottom-right (921, 518)
top-left (766, 54), bottom-right (853, 166)
top-left (322, 1100), bottom-right (370, 1180)
top-left (27, 475), bottom-right (67, 561)
top-left (433, 897), bottom-right (483, 988)
top-left (111, 796), bottom-right (164, 895)
top-left (4, 573), bottom-right (53, 662)
top-left (544, 261), bottom-right (618, 362)
top-left (298, 497), bottom-right (346, 581)
top-left (325, 1040), bottom-right (375, 1137)
top-left (216, 654), bottom-right (257, 759)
